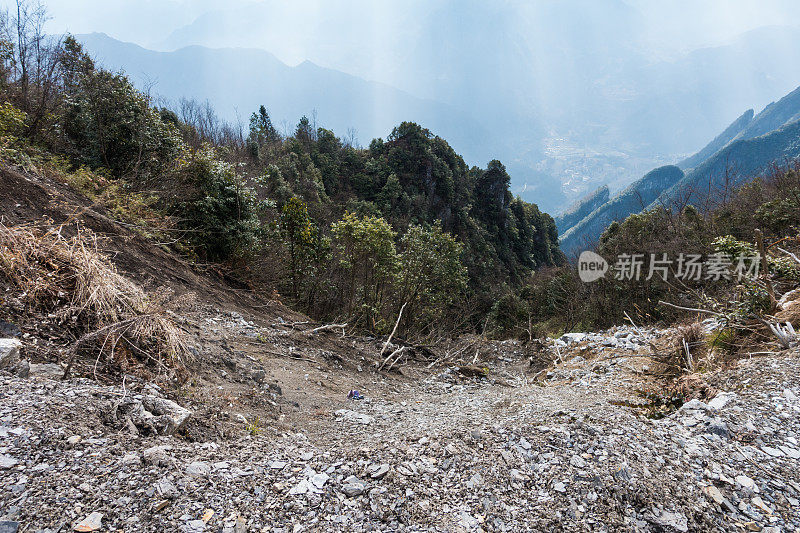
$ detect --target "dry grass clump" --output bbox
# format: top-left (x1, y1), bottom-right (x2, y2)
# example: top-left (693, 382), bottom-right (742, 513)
top-left (0, 223), bottom-right (190, 380)
top-left (656, 322), bottom-right (707, 376)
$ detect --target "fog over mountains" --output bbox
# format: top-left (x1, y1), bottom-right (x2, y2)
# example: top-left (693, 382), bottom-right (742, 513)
top-left (39, 0), bottom-right (800, 213)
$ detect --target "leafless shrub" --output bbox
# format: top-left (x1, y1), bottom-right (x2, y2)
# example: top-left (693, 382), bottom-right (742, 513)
top-left (0, 223), bottom-right (190, 379)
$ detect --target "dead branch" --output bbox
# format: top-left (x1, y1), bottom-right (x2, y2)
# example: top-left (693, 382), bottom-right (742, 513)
top-left (658, 300), bottom-right (725, 317)
top-left (755, 229), bottom-right (776, 306)
top-left (381, 302), bottom-right (407, 356)
top-left (307, 323), bottom-right (348, 335)
top-left (379, 346), bottom-right (409, 372)
top-left (767, 320), bottom-right (797, 349)
top-left (777, 247), bottom-right (800, 265)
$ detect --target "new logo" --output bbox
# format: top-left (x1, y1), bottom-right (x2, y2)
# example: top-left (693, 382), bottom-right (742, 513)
top-left (578, 251), bottom-right (608, 282)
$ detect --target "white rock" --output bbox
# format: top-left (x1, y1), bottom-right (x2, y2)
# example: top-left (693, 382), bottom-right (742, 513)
top-left (0, 454), bottom-right (18, 469)
top-left (570, 455), bottom-right (587, 468)
top-left (761, 446), bottom-right (784, 457)
top-left (74, 511), bottom-right (103, 532)
top-left (141, 395), bottom-right (192, 435)
top-left (28, 363), bottom-right (63, 380)
top-left (341, 482), bottom-right (365, 497)
top-left (310, 472), bottom-right (329, 489)
top-left (334, 409), bottom-right (374, 425)
top-left (651, 510), bottom-right (688, 532)
top-left (186, 461), bottom-right (211, 477)
top-left (703, 485), bottom-right (724, 505)
top-left (289, 479), bottom-right (314, 495)
top-left (708, 392), bottom-right (736, 410)
top-left (735, 475), bottom-right (758, 492)
top-left (680, 399), bottom-right (710, 412)
top-left (0, 338), bottom-right (21, 369)
top-left (368, 464), bottom-right (390, 479)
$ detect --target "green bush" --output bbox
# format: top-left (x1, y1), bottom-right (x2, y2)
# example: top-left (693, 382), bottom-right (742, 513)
top-left (175, 148), bottom-right (260, 261)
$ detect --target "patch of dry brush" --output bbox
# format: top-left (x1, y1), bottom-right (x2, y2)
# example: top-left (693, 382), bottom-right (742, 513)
top-left (0, 223), bottom-right (190, 380)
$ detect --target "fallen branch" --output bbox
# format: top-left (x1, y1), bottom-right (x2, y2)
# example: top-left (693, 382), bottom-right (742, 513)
top-left (777, 247), bottom-right (800, 265)
top-left (307, 323), bottom-right (348, 335)
top-left (379, 346), bottom-right (409, 372)
top-left (381, 302), bottom-right (407, 356)
top-left (767, 321), bottom-right (797, 349)
top-left (658, 301), bottom-right (725, 317)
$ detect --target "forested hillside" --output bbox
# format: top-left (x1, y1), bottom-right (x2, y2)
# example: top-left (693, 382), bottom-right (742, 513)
top-left (560, 83), bottom-right (800, 254)
top-left (554, 185), bottom-right (608, 234)
top-left (559, 166), bottom-right (684, 255)
top-left (0, 31), bottom-right (561, 337)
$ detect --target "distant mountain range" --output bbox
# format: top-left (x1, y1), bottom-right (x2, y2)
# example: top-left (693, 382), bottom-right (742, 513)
top-left (76, 19), bottom-right (800, 214)
top-left (76, 33), bottom-right (497, 169)
top-left (559, 84), bottom-right (800, 256)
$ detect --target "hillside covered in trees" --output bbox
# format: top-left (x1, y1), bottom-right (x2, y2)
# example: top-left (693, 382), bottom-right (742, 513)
top-left (559, 83), bottom-right (800, 255)
top-left (0, 24), bottom-right (561, 337)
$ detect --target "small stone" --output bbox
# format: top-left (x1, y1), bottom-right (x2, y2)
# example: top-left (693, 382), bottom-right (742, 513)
top-left (289, 479), bottom-right (313, 495)
top-left (121, 453), bottom-right (141, 466)
top-left (334, 409), bottom-right (373, 425)
top-left (66, 435), bottom-right (82, 446)
top-left (0, 339), bottom-right (21, 369)
top-left (155, 478), bottom-right (179, 499)
top-left (650, 510), bottom-right (688, 532)
top-left (703, 485), bottom-right (724, 505)
top-left (761, 446), bottom-right (784, 457)
top-left (706, 419), bottom-right (729, 438)
top-left (143, 445), bottom-right (172, 467)
top-left (553, 482), bottom-right (566, 493)
top-left (751, 496), bottom-right (772, 515)
top-left (570, 455), bottom-right (586, 468)
top-left (470, 429), bottom-right (483, 441)
top-left (519, 437), bottom-right (531, 450)
top-left (0, 521), bottom-right (19, 533)
top-left (509, 469), bottom-right (526, 481)
top-left (74, 511), bottom-right (103, 532)
top-left (680, 399), bottom-right (710, 412)
top-left (28, 363), bottom-right (63, 380)
top-left (186, 461), bottom-right (211, 477)
top-left (12, 360), bottom-right (29, 379)
top-left (0, 455), bottom-right (18, 469)
top-left (369, 464), bottom-right (390, 480)
top-left (341, 482), bottom-right (365, 497)
top-left (736, 475), bottom-right (758, 492)
top-left (784, 389), bottom-right (798, 402)
top-left (310, 472), bottom-right (329, 489)
top-left (708, 392), bottom-right (736, 410)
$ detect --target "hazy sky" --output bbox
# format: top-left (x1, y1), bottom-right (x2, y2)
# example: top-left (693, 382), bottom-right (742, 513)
top-left (4, 0), bottom-right (800, 211)
top-left (10, 0), bottom-right (800, 61)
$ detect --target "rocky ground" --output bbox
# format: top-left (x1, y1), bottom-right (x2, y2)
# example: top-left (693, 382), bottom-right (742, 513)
top-left (0, 312), bottom-right (799, 533)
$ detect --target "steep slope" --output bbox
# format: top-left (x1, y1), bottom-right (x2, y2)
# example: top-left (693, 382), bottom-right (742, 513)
top-left (562, 83), bottom-right (800, 253)
top-left (733, 84), bottom-right (800, 142)
top-left (654, 119), bottom-right (800, 208)
top-left (679, 109), bottom-right (753, 170)
top-left (559, 166), bottom-right (684, 256)
top-left (75, 33), bottom-right (496, 167)
top-left (554, 185), bottom-right (609, 234)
